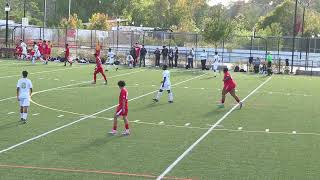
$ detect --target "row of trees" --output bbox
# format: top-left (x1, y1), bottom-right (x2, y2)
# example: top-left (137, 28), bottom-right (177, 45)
top-left (1, 0), bottom-right (320, 38)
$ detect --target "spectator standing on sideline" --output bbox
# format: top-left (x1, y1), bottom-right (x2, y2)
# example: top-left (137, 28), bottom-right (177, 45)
top-left (200, 49), bottom-right (208, 70)
top-left (154, 48), bottom-right (161, 67)
top-left (140, 45), bottom-right (147, 67)
top-left (266, 51), bottom-right (273, 76)
top-left (187, 48), bottom-right (194, 68)
top-left (168, 48), bottom-right (174, 67)
top-left (134, 42), bottom-right (141, 67)
top-left (174, 47), bottom-right (179, 68)
top-left (161, 46), bottom-right (169, 65)
top-left (130, 47), bottom-right (136, 67)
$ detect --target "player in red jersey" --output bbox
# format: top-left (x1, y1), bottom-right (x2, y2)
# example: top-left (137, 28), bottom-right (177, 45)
top-left (109, 80), bottom-right (130, 136)
top-left (64, 44), bottom-right (73, 66)
top-left (92, 53), bottom-right (107, 85)
top-left (47, 41), bottom-right (52, 60)
top-left (43, 40), bottom-right (49, 64)
top-left (218, 68), bottom-right (243, 109)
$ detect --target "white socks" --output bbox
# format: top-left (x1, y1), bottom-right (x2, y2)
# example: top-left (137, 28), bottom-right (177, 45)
top-left (169, 92), bottom-right (173, 101)
top-left (20, 113), bottom-right (23, 119)
top-left (22, 113), bottom-right (28, 120)
top-left (156, 92), bottom-right (163, 100)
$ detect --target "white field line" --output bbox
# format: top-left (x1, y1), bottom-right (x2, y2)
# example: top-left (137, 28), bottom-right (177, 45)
top-left (132, 121), bottom-right (320, 136)
top-left (0, 66), bottom-right (84, 79)
top-left (0, 70), bottom-right (145, 103)
top-left (156, 76), bottom-right (272, 180)
top-left (0, 73), bottom-right (206, 155)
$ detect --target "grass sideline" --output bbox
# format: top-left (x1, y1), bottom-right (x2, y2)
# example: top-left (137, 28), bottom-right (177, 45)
top-left (0, 60), bottom-right (319, 180)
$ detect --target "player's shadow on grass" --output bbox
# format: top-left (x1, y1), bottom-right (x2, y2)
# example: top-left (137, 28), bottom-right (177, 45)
top-left (0, 121), bottom-right (21, 131)
top-left (61, 136), bottom-right (120, 155)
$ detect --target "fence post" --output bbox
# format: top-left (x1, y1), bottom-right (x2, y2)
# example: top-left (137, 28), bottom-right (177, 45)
top-left (90, 30), bottom-right (93, 49)
top-left (222, 38), bottom-right (225, 64)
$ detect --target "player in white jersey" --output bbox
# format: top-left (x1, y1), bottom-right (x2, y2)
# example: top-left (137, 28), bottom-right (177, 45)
top-left (212, 51), bottom-right (220, 77)
top-left (32, 42), bottom-right (41, 64)
top-left (105, 48), bottom-right (118, 71)
top-left (153, 65), bottom-right (174, 103)
top-left (20, 40), bottom-right (28, 60)
top-left (17, 71), bottom-right (33, 123)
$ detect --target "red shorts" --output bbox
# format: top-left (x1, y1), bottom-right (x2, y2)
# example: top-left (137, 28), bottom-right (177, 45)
top-left (95, 67), bottom-right (104, 74)
top-left (116, 106), bottom-right (128, 116)
top-left (224, 83), bottom-right (236, 93)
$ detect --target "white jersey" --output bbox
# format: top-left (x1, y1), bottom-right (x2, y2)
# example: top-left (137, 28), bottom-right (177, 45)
top-left (21, 42), bottom-right (27, 54)
top-left (161, 70), bottom-right (171, 90)
top-left (108, 51), bottom-right (115, 63)
top-left (17, 78), bottom-right (33, 99)
top-left (200, 52), bottom-right (207, 60)
top-left (213, 55), bottom-right (220, 65)
top-left (33, 44), bottom-right (40, 57)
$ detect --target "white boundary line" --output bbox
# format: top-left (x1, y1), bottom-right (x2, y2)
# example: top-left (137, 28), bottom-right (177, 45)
top-left (0, 73), bottom-right (206, 155)
top-left (156, 76), bottom-right (272, 180)
top-left (0, 70), bottom-right (145, 103)
top-left (0, 66), bottom-right (84, 79)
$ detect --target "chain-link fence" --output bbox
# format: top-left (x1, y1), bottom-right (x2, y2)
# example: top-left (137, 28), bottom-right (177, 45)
top-left (1, 25), bottom-right (320, 69)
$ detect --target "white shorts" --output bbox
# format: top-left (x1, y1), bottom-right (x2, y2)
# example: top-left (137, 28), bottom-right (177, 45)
top-left (19, 98), bottom-right (30, 107)
top-left (107, 58), bottom-right (115, 64)
top-left (160, 83), bottom-right (171, 91)
top-left (212, 64), bottom-right (219, 71)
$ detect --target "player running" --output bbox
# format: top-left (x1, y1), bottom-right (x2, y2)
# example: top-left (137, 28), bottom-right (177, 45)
top-left (92, 53), bottom-right (107, 85)
top-left (20, 40), bottom-right (28, 60)
top-left (32, 41), bottom-right (40, 64)
top-left (218, 68), bottom-right (243, 109)
top-left (17, 71), bottom-right (33, 124)
top-left (43, 40), bottom-right (49, 65)
top-left (109, 80), bottom-right (130, 136)
top-left (105, 48), bottom-right (118, 71)
top-left (212, 51), bottom-right (220, 77)
top-left (153, 65), bottom-right (174, 103)
top-left (64, 44), bottom-right (73, 66)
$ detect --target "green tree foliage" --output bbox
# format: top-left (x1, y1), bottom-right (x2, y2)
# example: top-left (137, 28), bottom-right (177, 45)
top-left (59, 14), bottom-right (83, 29)
top-left (0, 0), bottom-right (43, 26)
top-left (88, 13), bottom-right (110, 30)
top-left (202, 6), bottom-right (233, 48)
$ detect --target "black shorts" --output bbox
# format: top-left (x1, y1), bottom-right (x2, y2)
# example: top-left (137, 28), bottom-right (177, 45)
top-left (267, 61), bottom-right (272, 68)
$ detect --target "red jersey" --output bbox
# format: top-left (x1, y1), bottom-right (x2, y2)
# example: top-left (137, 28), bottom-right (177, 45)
top-left (224, 72), bottom-right (236, 86)
top-left (119, 88), bottom-right (128, 108)
top-left (47, 44), bottom-right (52, 55)
top-left (44, 43), bottom-right (49, 55)
top-left (65, 47), bottom-right (70, 58)
top-left (95, 56), bottom-right (103, 68)
top-left (135, 47), bottom-right (141, 57)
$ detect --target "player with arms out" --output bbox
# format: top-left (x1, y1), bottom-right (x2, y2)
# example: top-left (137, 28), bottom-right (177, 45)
top-left (92, 53), bottom-right (107, 85)
top-left (17, 71), bottom-right (33, 124)
top-left (218, 68), bottom-right (243, 109)
top-left (109, 80), bottom-right (130, 136)
top-left (153, 65), bottom-right (174, 103)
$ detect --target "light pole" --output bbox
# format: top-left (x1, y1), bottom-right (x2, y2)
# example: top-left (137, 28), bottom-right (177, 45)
top-left (116, 18), bottom-right (121, 52)
top-left (23, 0), bottom-right (26, 17)
top-left (291, 0), bottom-right (299, 73)
top-left (5, 3), bottom-right (10, 48)
top-left (68, 0), bottom-right (71, 20)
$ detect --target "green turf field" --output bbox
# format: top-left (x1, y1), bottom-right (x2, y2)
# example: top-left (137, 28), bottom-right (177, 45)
top-left (0, 60), bottom-right (319, 180)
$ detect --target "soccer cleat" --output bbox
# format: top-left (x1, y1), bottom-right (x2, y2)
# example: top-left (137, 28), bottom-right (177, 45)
top-left (22, 119), bottom-right (27, 124)
top-left (91, 81), bottom-right (96, 84)
top-left (153, 99), bottom-right (159, 102)
top-left (122, 129), bottom-right (130, 136)
top-left (116, 68), bottom-right (119, 71)
top-left (104, 80), bottom-right (108, 85)
top-left (108, 130), bottom-right (117, 135)
top-left (217, 104), bottom-right (225, 108)
top-left (105, 69), bottom-right (109, 72)
top-left (168, 101), bottom-right (173, 103)
top-left (239, 102), bottom-right (243, 109)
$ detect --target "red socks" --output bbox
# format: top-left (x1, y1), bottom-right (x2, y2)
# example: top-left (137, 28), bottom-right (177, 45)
top-left (125, 123), bottom-right (129, 130)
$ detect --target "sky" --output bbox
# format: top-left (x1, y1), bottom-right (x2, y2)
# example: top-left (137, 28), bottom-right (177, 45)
top-left (208, 0), bottom-right (250, 6)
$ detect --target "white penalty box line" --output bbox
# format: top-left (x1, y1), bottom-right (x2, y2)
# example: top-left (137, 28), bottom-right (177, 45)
top-left (156, 76), bottom-right (272, 180)
top-left (0, 73), bottom-right (206, 155)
